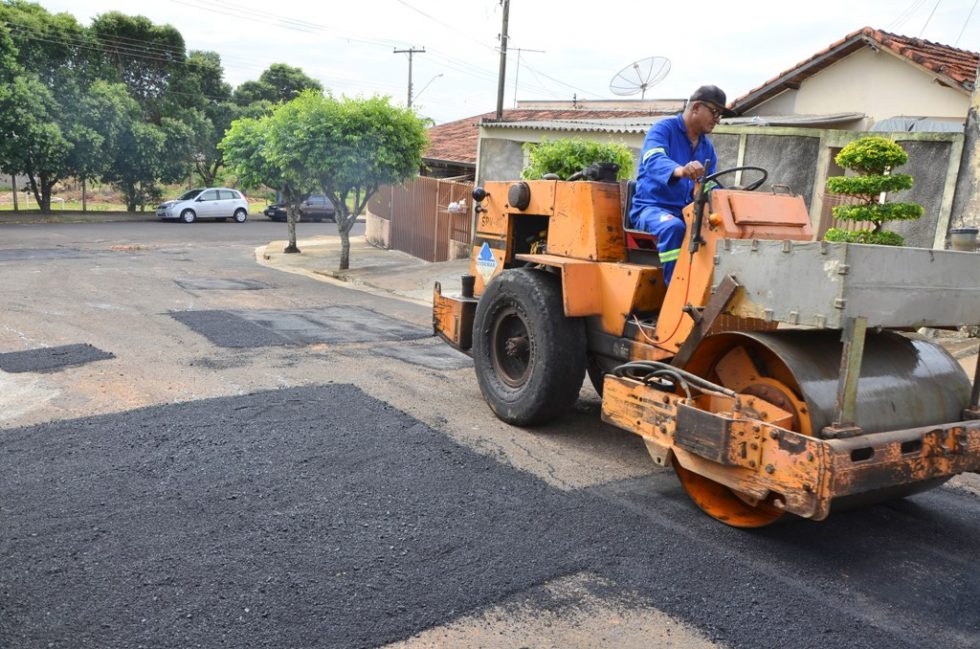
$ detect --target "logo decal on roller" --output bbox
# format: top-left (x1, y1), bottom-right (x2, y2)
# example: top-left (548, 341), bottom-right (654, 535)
top-left (475, 242), bottom-right (498, 283)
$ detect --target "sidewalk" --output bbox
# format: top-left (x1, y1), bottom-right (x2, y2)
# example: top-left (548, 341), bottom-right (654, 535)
top-left (257, 234), bottom-right (470, 306)
top-left (0, 210), bottom-right (156, 225)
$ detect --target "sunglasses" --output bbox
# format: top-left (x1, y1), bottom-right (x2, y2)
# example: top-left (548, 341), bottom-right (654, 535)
top-left (701, 103), bottom-right (723, 120)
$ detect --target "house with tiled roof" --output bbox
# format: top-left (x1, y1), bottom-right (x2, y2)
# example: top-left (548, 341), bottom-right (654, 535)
top-left (729, 26), bottom-right (978, 131)
top-left (424, 106), bottom-right (677, 180)
top-left (396, 27), bottom-right (975, 258)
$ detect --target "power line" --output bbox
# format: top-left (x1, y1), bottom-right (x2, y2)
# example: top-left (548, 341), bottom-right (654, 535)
top-left (920, 0), bottom-right (942, 37)
top-left (523, 65), bottom-right (569, 101)
top-left (8, 1), bottom-right (605, 119)
top-left (169, 0), bottom-right (399, 47)
top-left (0, 21), bottom-right (235, 101)
top-left (2, 17), bottom-right (404, 100)
top-left (519, 60), bottom-right (605, 100)
top-left (956, 0), bottom-right (978, 46)
top-left (165, 1), bottom-right (538, 99)
top-left (510, 47), bottom-right (545, 108)
top-left (888, 0), bottom-right (929, 31)
top-left (394, 0), bottom-right (460, 33)
top-left (170, 0), bottom-right (606, 109)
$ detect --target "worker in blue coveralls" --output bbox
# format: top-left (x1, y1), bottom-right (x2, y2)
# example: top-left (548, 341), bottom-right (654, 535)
top-left (629, 85), bottom-right (734, 285)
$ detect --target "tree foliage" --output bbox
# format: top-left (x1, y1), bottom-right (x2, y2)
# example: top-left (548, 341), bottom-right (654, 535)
top-left (0, 75), bottom-right (72, 211)
top-left (0, 3), bottom-right (328, 213)
top-left (0, 0), bottom-right (90, 91)
top-left (834, 136), bottom-right (909, 175)
top-left (221, 91), bottom-right (428, 268)
top-left (823, 136), bottom-right (922, 247)
top-left (168, 50), bottom-right (239, 185)
top-left (233, 63), bottom-right (323, 106)
top-left (89, 12), bottom-right (186, 119)
top-left (824, 228), bottom-right (904, 246)
top-left (521, 138), bottom-right (634, 181)
top-left (282, 92), bottom-right (427, 268)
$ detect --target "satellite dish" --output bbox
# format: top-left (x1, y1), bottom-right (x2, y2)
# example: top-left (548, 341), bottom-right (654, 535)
top-left (609, 56), bottom-right (671, 100)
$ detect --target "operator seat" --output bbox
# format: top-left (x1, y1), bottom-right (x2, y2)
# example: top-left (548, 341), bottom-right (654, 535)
top-left (622, 180), bottom-right (661, 265)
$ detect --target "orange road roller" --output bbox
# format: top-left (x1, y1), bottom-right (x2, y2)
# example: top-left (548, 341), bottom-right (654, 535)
top-left (432, 167), bottom-right (980, 527)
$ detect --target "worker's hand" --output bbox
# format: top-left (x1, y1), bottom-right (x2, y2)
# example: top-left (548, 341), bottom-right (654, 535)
top-left (673, 161), bottom-right (705, 180)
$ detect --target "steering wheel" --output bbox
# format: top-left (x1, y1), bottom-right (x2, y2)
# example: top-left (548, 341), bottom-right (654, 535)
top-left (702, 165), bottom-right (768, 192)
top-left (688, 166), bottom-right (769, 253)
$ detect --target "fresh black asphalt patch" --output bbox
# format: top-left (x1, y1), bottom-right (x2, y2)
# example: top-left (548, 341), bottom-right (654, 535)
top-left (171, 306), bottom-right (430, 348)
top-left (0, 343), bottom-right (114, 373)
top-left (2, 385), bottom-right (979, 649)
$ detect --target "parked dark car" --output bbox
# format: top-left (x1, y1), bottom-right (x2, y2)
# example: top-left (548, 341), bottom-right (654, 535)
top-left (263, 194), bottom-right (336, 222)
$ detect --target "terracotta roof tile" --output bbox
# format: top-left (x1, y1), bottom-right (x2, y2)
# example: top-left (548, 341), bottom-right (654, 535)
top-left (730, 26), bottom-right (978, 113)
top-left (424, 108), bottom-right (669, 165)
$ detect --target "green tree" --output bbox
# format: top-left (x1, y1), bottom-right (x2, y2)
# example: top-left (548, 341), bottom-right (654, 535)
top-left (280, 92), bottom-right (427, 269)
top-left (522, 138), bottom-right (634, 181)
top-left (0, 21), bottom-right (22, 183)
top-left (221, 114), bottom-right (317, 253)
top-left (89, 11), bottom-right (186, 121)
top-left (115, 120), bottom-right (167, 212)
top-left (168, 50), bottom-right (240, 186)
top-left (0, 2), bottom-right (93, 212)
top-left (65, 123), bottom-right (104, 211)
top-left (221, 91), bottom-right (427, 268)
top-left (81, 80), bottom-right (167, 212)
top-left (823, 136), bottom-right (923, 246)
top-left (0, 75), bottom-right (72, 212)
top-left (232, 63), bottom-right (323, 106)
top-left (0, 1), bottom-right (92, 91)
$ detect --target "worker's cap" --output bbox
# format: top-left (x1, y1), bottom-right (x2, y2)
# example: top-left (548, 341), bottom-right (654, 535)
top-left (689, 85), bottom-right (735, 118)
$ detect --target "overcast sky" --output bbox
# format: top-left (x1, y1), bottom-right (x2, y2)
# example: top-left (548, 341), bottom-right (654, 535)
top-left (33, 0), bottom-right (980, 124)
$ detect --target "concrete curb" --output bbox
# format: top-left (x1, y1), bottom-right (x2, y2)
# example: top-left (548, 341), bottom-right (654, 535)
top-left (257, 235), bottom-right (469, 306)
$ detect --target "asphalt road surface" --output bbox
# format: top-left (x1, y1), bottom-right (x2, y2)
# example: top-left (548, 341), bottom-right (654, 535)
top-left (1, 221), bottom-right (978, 649)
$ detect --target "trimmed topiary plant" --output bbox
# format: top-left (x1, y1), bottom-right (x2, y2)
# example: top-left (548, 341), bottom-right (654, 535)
top-left (823, 136), bottom-right (923, 246)
top-left (522, 138), bottom-right (633, 181)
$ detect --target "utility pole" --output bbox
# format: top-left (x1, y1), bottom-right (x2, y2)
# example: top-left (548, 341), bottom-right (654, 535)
top-left (495, 0), bottom-right (509, 119)
top-left (394, 47), bottom-right (425, 108)
top-left (949, 62), bottom-right (980, 233)
top-left (511, 47), bottom-right (545, 108)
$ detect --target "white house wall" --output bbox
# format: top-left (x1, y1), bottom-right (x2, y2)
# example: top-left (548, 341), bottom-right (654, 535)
top-left (746, 47), bottom-right (968, 123)
top-left (750, 88), bottom-right (798, 115)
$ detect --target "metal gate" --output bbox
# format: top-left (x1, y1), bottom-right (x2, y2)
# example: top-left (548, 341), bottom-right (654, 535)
top-left (373, 176), bottom-right (473, 262)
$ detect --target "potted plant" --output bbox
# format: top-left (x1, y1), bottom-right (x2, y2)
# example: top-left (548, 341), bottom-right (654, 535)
top-left (823, 136), bottom-right (923, 246)
top-left (522, 138), bottom-right (634, 181)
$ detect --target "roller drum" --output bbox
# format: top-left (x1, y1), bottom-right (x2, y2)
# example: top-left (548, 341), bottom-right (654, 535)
top-left (675, 329), bottom-right (972, 526)
top-left (737, 330), bottom-right (970, 434)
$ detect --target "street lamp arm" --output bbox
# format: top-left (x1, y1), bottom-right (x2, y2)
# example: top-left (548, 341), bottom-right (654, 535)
top-left (414, 73), bottom-right (443, 104)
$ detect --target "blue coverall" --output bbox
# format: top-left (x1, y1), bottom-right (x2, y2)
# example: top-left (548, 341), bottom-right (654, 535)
top-left (629, 114), bottom-right (717, 285)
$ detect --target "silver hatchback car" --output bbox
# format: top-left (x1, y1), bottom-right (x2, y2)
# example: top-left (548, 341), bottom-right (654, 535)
top-left (156, 188), bottom-right (250, 223)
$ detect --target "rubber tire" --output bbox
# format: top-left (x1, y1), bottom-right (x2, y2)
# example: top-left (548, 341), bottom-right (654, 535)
top-left (586, 354), bottom-right (619, 396)
top-left (472, 268), bottom-right (586, 426)
top-left (180, 209), bottom-right (196, 224)
top-left (234, 209), bottom-right (247, 223)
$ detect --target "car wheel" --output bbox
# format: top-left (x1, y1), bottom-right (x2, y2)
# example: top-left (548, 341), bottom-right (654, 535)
top-left (234, 208), bottom-right (247, 223)
top-left (180, 209), bottom-right (196, 224)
